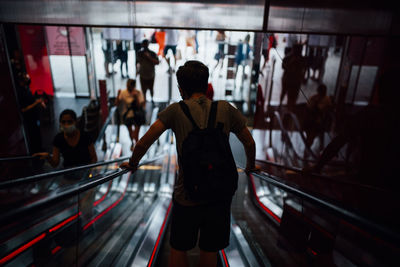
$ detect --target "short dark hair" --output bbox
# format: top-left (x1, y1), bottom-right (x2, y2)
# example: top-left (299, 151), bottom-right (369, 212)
top-left (142, 39), bottom-right (149, 47)
top-left (127, 79), bottom-right (136, 91)
top-left (176, 60), bottom-right (209, 96)
top-left (59, 109), bottom-right (77, 122)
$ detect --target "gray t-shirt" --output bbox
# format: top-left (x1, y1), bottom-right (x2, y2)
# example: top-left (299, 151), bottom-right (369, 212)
top-left (158, 96), bottom-right (247, 206)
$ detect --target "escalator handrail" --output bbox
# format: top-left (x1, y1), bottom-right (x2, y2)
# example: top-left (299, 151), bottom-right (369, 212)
top-left (0, 154), bottom-right (165, 224)
top-left (0, 155), bottom-right (131, 189)
top-left (256, 158), bottom-right (389, 192)
top-left (0, 155), bottom-right (36, 162)
top-left (242, 166), bottom-right (400, 244)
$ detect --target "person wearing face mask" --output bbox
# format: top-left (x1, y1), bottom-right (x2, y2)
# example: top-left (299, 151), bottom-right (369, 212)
top-left (34, 109), bottom-right (97, 168)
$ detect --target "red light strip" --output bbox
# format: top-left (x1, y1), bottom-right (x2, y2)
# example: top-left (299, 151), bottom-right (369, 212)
top-left (221, 249), bottom-right (229, 266)
top-left (0, 233), bottom-right (46, 265)
top-left (93, 181), bottom-right (112, 207)
top-left (83, 174), bottom-right (130, 231)
top-left (308, 248), bottom-right (317, 255)
top-left (249, 174), bottom-right (281, 223)
top-left (93, 148), bottom-right (122, 207)
top-left (1, 171), bottom-right (130, 265)
top-left (48, 212), bottom-right (81, 233)
top-left (51, 246), bottom-right (62, 255)
top-left (147, 200), bottom-right (173, 267)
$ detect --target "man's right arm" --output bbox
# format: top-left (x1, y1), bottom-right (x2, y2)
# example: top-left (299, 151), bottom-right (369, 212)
top-left (235, 127), bottom-right (256, 172)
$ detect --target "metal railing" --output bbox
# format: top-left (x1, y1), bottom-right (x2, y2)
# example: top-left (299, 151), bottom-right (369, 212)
top-left (240, 166), bottom-right (400, 245)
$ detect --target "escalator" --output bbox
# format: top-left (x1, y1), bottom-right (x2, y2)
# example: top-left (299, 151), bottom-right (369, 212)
top-left (0, 126), bottom-right (171, 267)
top-left (1, 130), bottom-right (399, 266)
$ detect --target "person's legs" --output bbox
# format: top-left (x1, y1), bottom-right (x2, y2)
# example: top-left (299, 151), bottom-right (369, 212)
top-left (168, 248), bottom-right (189, 267)
top-left (120, 60), bottom-right (125, 78)
top-left (140, 77), bottom-right (148, 103)
top-left (198, 201), bottom-right (231, 266)
top-left (126, 124), bottom-right (134, 141)
top-left (172, 45), bottom-right (178, 66)
top-left (169, 202), bottom-right (199, 266)
top-left (146, 78), bottom-right (155, 103)
top-left (198, 250), bottom-right (217, 267)
top-left (132, 125), bottom-right (140, 143)
top-left (124, 58), bottom-right (128, 77)
top-left (104, 61), bottom-right (110, 76)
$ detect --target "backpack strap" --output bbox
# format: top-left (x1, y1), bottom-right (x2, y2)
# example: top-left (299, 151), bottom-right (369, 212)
top-left (179, 101), bottom-right (199, 129)
top-left (207, 101), bottom-right (218, 129)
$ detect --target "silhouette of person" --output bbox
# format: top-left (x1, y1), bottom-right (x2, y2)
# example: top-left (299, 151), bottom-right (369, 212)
top-left (17, 72), bottom-right (45, 154)
top-left (261, 33), bottom-right (277, 70)
top-left (116, 40), bottom-right (129, 78)
top-left (280, 44), bottom-right (307, 110)
top-left (102, 37), bottom-right (116, 77)
top-left (212, 30), bottom-right (226, 76)
top-left (235, 34), bottom-right (251, 77)
top-left (303, 83), bottom-right (333, 154)
top-left (34, 109), bottom-right (97, 168)
top-left (305, 67), bottom-right (400, 228)
top-left (310, 67), bottom-right (400, 191)
top-left (115, 79), bottom-right (145, 149)
top-left (137, 39), bottom-right (160, 103)
top-left (164, 29), bottom-right (179, 70)
top-left (134, 28), bottom-right (146, 76)
top-left (120, 60), bottom-right (256, 267)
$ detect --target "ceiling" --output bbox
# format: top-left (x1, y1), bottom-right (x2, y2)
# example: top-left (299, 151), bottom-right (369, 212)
top-left (0, 0), bottom-right (398, 35)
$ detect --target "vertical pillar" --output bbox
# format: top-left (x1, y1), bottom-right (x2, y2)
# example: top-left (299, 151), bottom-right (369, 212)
top-left (99, 80), bottom-right (109, 124)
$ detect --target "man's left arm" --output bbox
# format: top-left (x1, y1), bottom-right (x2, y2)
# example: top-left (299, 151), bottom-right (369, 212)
top-left (120, 119), bottom-right (167, 170)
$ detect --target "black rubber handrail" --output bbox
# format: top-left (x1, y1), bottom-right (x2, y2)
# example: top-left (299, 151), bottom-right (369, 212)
top-left (0, 155), bottom-right (36, 162)
top-left (255, 158), bottom-right (388, 192)
top-left (0, 154), bottom-right (165, 224)
top-left (241, 166), bottom-right (400, 245)
top-left (0, 155), bottom-right (132, 189)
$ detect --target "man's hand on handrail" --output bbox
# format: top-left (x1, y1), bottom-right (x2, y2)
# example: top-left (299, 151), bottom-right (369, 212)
top-left (119, 161), bottom-right (138, 172)
top-left (245, 164), bottom-right (261, 175)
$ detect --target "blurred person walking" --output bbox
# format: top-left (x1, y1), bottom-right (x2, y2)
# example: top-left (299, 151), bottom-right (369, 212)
top-left (137, 39), bottom-right (160, 104)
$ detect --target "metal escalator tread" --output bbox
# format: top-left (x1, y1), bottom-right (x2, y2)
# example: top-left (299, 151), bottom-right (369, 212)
top-left (87, 195), bottom-right (156, 267)
top-left (77, 194), bottom-right (142, 266)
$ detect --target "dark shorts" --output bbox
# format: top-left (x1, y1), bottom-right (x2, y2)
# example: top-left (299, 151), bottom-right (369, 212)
top-left (169, 200), bottom-right (231, 252)
top-left (164, 45), bottom-right (177, 56)
top-left (140, 77), bottom-right (155, 95)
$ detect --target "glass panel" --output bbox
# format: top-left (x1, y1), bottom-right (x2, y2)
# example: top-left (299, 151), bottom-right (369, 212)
top-left (244, 171), bottom-right (399, 266)
top-left (259, 33), bottom-right (342, 106)
top-left (0, 195), bottom-right (79, 266)
top-left (45, 26), bottom-right (75, 97)
top-left (76, 158), bottom-right (164, 265)
top-left (71, 56), bottom-right (90, 97)
top-left (1, 1), bottom-right (266, 31)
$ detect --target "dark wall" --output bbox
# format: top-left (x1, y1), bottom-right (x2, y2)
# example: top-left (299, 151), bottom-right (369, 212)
top-left (0, 25), bottom-right (27, 157)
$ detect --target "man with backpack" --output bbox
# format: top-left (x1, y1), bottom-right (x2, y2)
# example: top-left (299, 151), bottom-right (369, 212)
top-left (120, 60), bottom-right (256, 267)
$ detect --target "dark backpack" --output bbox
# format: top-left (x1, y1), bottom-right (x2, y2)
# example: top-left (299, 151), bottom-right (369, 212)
top-left (179, 101), bottom-right (238, 202)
